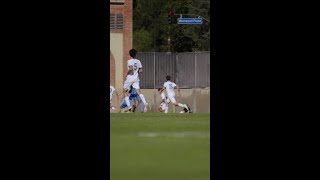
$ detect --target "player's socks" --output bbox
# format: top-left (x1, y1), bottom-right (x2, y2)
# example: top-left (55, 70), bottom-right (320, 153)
top-left (125, 96), bottom-right (131, 109)
top-left (139, 94), bottom-right (148, 112)
top-left (139, 94), bottom-right (147, 105)
top-left (178, 103), bottom-right (189, 111)
top-left (165, 107), bottom-right (168, 113)
top-left (139, 103), bottom-right (144, 112)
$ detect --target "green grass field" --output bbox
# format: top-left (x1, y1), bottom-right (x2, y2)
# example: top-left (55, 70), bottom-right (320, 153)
top-left (110, 113), bottom-right (210, 180)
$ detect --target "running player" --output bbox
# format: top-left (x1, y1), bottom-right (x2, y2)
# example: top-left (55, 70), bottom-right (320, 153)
top-left (161, 75), bottom-right (192, 113)
top-left (110, 85), bottom-right (119, 110)
top-left (123, 49), bottom-right (148, 112)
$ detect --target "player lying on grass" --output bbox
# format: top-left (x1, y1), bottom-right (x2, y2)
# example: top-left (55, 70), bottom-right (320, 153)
top-left (110, 85), bottom-right (119, 110)
top-left (161, 75), bottom-right (192, 113)
top-left (119, 86), bottom-right (145, 113)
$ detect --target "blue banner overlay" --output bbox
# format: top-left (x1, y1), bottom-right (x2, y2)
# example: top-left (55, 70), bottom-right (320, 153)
top-left (177, 18), bottom-right (203, 24)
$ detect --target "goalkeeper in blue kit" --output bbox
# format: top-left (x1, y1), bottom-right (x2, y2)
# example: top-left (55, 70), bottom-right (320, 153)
top-left (118, 86), bottom-right (145, 113)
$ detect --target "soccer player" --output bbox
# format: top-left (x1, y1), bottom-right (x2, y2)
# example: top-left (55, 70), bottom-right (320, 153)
top-left (161, 75), bottom-right (192, 113)
top-left (118, 86), bottom-right (144, 113)
top-left (122, 49), bottom-right (148, 112)
top-left (110, 85), bottom-right (119, 110)
top-left (158, 88), bottom-right (170, 113)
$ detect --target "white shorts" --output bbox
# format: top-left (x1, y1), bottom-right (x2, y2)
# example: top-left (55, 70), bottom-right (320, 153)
top-left (167, 94), bottom-right (176, 104)
top-left (123, 77), bottom-right (140, 91)
top-left (123, 81), bottom-right (140, 91)
top-left (165, 98), bottom-right (170, 103)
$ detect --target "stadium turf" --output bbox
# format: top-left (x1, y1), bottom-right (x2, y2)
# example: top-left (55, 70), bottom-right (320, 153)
top-left (110, 113), bottom-right (210, 180)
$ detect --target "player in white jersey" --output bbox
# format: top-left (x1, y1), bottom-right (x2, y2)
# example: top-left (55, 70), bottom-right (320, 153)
top-left (161, 75), bottom-right (192, 113)
top-left (110, 85), bottom-right (119, 110)
top-left (122, 49), bottom-right (148, 112)
top-left (158, 88), bottom-right (170, 112)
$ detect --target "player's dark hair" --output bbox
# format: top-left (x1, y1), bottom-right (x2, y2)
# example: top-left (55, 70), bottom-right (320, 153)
top-left (166, 75), bottom-right (171, 81)
top-left (129, 49), bottom-right (137, 58)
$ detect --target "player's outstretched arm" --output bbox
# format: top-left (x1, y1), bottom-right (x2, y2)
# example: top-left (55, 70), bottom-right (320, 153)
top-left (138, 67), bottom-right (143, 73)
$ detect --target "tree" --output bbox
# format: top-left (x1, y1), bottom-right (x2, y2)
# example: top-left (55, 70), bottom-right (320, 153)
top-left (133, 29), bottom-right (153, 52)
top-left (133, 0), bottom-right (210, 52)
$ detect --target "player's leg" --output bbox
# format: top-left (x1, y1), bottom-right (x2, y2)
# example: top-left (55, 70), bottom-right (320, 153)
top-left (117, 99), bottom-right (124, 113)
top-left (170, 95), bottom-right (189, 112)
top-left (123, 80), bottom-right (133, 110)
top-left (164, 98), bottom-right (170, 113)
top-left (139, 101), bottom-right (144, 112)
top-left (129, 98), bottom-right (135, 112)
top-left (135, 95), bottom-right (145, 112)
top-left (110, 95), bottom-right (113, 109)
top-left (110, 100), bottom-right (116, 110)
top-left (133, 82), bottom-right (148, 112)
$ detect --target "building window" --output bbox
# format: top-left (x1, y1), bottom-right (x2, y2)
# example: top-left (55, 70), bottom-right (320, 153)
top-left (110, 14), bottom-right (123, 31)
top-left (110, 14), bottom-right (115, 30)
top-left (116, 14), bottom-right (123, 29)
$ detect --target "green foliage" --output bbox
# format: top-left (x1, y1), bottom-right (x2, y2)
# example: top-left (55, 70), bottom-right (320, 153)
top-left (133, 0), bottom-right (210, 52)
top-left (133, 29), bottom-right (153, 52)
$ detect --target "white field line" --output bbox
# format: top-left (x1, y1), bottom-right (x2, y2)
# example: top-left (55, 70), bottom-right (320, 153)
top-left (138, 132), bottom-right (210, 138)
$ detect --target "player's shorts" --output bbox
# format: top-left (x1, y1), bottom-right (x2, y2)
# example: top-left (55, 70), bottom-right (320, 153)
top-left (167, 93), bottom-right (176, 104)
top-left (123, 77), bottom-right (140, 91)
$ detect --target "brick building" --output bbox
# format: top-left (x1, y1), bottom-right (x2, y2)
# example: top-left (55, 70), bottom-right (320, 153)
top-left (110, 0), bottom-right (132, 89)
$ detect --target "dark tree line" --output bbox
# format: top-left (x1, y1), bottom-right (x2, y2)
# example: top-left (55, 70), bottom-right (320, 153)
top-left (133, 0), bottom-right (210, 52)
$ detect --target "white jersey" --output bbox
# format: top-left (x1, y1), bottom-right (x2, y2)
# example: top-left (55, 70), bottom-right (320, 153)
top-left (163, 81), bottom-right (177, 96)
top-left (110, 86), bottom-right (115, 99)
top-left (126, 58), bottom-right (142, 80)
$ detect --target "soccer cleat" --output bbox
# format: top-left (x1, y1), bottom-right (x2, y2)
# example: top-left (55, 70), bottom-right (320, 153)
top-left (187, 105), bottom-right (193, 113)
top-left (184, 105), bottom-right (191, 113)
